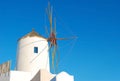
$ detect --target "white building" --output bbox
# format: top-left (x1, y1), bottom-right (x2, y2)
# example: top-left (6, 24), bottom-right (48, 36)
top-left (0, 30), bottom-right (74, 81)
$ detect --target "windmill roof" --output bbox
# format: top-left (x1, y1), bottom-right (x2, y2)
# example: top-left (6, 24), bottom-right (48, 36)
top-left (18, 29), bottom-right (46, 41)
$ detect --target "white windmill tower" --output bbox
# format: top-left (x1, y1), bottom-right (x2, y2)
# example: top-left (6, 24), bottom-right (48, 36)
top-left (16, 29), bottom-right (50, 77)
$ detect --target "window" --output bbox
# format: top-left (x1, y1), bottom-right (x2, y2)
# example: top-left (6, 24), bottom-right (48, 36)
top-left (34, 47), bottom-right (38, 53)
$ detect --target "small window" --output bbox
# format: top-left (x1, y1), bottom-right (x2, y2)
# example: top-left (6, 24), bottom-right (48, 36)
top-left (34, 47), bottom-right (38, 53)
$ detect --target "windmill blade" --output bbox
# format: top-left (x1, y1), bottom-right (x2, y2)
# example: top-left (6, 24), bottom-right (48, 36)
top-left (49, 8), bottom-right (52, 33)
top-left (46, 2), bottom-right (53, 33)
top-left (54, 18), bottom-right (56, 37)
top-left (55, 45), bottom-right (60, 73)
top-left (56, 36), bottom-right (78, 40)
top-left (44, 26), bottom-right (49, 37)
top-left (50, 7), bottom-right (53, 33)
top-left (51, 45), bottom-right (60, 74)
top-left (51, 44), bottom-right (57, 73)
top-left (44, 9), bottom-right (49, 37)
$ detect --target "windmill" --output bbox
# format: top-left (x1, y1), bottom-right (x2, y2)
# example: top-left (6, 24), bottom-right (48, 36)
top-left (29, 2), bottom-right (77, 73)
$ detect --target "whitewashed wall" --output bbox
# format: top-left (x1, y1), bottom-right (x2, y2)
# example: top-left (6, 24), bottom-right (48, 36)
top-left (55, 72), bottom-right (74, 81)
top-left (10, 71), bottom-right (31, 81)
top-left (0, 71), bottom-right (31, 81)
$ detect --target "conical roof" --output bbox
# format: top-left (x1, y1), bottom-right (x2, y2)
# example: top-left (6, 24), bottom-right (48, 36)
top-left (18, 29), bottom-right (46, 41)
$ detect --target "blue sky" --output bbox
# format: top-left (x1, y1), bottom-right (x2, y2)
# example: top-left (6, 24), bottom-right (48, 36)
top-left (0, 0), bottom-right (120, 81)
